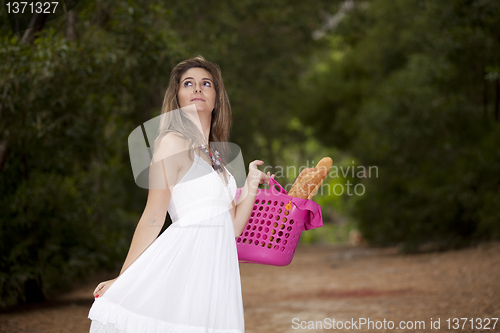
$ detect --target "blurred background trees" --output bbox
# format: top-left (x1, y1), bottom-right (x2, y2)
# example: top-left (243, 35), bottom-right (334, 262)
top-left (1, 0), bottom-right (498, 307)
top-left (297, 0), bottom-right (500, 251)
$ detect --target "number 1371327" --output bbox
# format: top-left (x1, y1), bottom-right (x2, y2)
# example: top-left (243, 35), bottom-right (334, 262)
top-left (5, 2), bottom-right (59, 14)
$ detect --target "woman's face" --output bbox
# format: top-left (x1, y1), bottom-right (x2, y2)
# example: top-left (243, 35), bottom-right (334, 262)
top-left (177, 67), bottom-right (216, 114)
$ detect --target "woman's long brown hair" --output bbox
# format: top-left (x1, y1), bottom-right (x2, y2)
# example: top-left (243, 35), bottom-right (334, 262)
top-left (153, 55), bottom-right (235, 179)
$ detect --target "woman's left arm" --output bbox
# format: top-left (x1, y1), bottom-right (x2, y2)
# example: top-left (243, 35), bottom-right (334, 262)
top-left (230, 160), bottom-right (274, 237)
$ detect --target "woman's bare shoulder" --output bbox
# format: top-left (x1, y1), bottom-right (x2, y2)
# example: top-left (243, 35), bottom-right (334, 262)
top-left (162, 131), bottom-right (191, 147)
top-left (155, 132), bottom-right (192, 160)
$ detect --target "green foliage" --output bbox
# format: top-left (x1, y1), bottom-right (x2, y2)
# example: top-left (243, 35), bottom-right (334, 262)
top-left (299, 0), bottom-right (500, 250)
top-left (300, 222), bottom-right (356, 245)
top-left (0, 0), bottom-right (342, 307)
top-left (0, 165), bottom-right (136, 306)
top-left (165, 0), bottom-right (340, 164)
top-left (7, 0), bottom-right (497, 308)
top-left (262, 116), bottom-right (362, 245)
top-left (0, 0), bottom-right (184, 307)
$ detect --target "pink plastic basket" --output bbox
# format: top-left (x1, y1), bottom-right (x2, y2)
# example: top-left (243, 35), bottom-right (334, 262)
top-left (235, 177), bottom-right (323, 266)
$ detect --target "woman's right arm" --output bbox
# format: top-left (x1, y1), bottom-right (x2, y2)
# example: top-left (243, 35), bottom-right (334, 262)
top-left (93, 188), bottom-right (171, 298)
top-left (93, 133), bottom-right (188, 298)
top-left (117, 187), bottom-right (170, 275)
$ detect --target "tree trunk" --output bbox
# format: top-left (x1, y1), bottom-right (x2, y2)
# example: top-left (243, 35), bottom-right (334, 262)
top-left (495, 79), bottom-right (499, 122)
top-left (0, 103), bottom-right (7, 173)
top-left (0, 139), bottom-right (8, 173)
top-left (483, 69), bottom-right (488, 118)
top-left (66, 8), bottom-right (78, 41)
top-left (21, 13), bottom-right (49, 44)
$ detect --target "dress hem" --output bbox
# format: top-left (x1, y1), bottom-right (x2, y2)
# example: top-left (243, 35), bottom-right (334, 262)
top-left (88, 297), bottom-right (243, 333)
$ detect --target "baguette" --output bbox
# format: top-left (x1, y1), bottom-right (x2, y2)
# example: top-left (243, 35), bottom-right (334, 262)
top-left (307, 157), bottom-right (333, 198)
top-left (288, 157), bottom-right (333, 199)
top-left (315, 157), bottom-right (333, 174)
top-left (307, 178), bottom-right (324, 200)
top-left (289, 167), bottom-right (314, 193)
top-left (288, 168), bottom-right (317, 199)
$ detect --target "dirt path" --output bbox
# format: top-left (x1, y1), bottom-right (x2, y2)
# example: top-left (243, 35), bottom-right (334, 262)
top-left (1, 242), bottom-right (499, 333)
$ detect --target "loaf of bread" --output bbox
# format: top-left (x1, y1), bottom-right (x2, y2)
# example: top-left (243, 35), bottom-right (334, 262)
top-left (315, 156), bottom-right (333, 173)
top-left (307, 178), bottom-right (324, 200)
top-left (289, 167), bottom-right (314, 193)
top-left (307, 157), bottom-right (333, 199)
top-left (288, 157), bottom-right (332, 199)
top-left (288, 168), bottom-right (315, 199)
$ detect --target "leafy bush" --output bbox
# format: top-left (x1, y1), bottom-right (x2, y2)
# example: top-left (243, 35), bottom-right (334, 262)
top-left (299, 0), bottom-right (500, 250)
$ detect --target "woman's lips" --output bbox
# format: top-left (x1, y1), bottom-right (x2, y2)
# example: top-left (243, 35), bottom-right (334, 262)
top-left (191, 98), bottom-right (205, 101)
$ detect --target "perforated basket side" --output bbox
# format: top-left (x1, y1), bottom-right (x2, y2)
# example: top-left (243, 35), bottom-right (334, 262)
top-left (236, 188), bottom-right (309, 266)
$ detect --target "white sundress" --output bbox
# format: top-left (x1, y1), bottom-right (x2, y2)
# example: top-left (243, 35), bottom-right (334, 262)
top-left (88, 149), bottom-right (245, 333)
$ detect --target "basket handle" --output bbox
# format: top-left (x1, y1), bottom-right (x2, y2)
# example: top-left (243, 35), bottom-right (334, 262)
top-left (234, 177), bottom-right (287, 203)
top-left (269, 177), bottom-right (288, 195)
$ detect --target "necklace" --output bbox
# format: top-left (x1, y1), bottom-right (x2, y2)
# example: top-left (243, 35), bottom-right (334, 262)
top-left (199, 143), bottom-right (223, 173)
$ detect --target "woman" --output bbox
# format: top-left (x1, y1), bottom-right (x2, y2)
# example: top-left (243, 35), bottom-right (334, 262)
top-left (88, 55), bottom-right (274, 333)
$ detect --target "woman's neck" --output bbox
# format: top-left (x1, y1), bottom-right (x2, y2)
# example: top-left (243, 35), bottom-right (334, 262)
top-left (199, 111), bottom-right (212, 145)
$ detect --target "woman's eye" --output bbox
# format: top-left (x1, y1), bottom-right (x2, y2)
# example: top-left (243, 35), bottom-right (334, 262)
top-left (184, 81), bottom-right (192, 87)
top-left (203, 81), bottom-right (212, 87)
